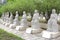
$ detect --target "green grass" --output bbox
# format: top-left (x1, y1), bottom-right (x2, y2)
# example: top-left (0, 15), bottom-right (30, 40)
top-left (0, 29), bottom-right (24, 40)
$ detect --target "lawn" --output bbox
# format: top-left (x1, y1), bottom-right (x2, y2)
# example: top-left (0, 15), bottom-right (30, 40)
top-left (0, 29), bottom-right (24, 40)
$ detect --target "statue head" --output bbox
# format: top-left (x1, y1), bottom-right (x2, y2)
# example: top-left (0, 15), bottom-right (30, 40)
top-left (34, 10), bottom-right (38, 13)
top-left (22, 11), bottom-right (27, 19)
top-left (15, 11), bottom-right (19, 18)
top-left (23, 11), bottom-right (26, 15)
top-left (16, 11), bottom-right (18, 14)
top-left (52, 9), bottom-right (56, 14)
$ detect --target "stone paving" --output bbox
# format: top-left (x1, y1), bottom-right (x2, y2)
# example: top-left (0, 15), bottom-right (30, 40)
top-left (0, 19), bottom-right (60, 40)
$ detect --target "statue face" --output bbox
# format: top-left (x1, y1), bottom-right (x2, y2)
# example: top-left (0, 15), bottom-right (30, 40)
top-left (52, 9), bottom-right (56, 14)
top-left (16, 11), bottom-right (18, 14)
top-left (23, 11), bottom-right (26, 14)
top-left (34, 10), bottom-right (38, 13)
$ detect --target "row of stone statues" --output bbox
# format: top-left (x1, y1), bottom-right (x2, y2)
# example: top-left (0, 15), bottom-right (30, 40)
top-left (0, 9), bottom-right (60, 39)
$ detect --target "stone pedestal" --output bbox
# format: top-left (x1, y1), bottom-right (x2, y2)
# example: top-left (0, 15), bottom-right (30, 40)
top-left (5, 23), bottom-right (10, 27)
top-left (42, 30), bottom-right (60, 39)
top-left (16, 26), bottom-right (28, 31)
top-left (26, 28), bottom-right (43, 34)
top-left (2, 20), bottom-right (5, 25)
top-left (9, 24), bottom-right (16, 29)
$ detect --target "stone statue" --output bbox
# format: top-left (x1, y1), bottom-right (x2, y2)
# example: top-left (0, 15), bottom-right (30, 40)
top-left (32, 10), bottom-right (40, 20)
top-left (47, 14), bottom-right (59, 32)
top-left (42, 12), bottom-right (59, 39)
top-left (5, 12), bottom-right (9, 23)
top-left (9, 11), bottom-right (19, 29)
top-left (1, 13), bottom-right (5, 21)
top-left (22, 11), bottom-right (27, 19)
top-left (40, 12), bottom-right (44, 19)
top-left (26, 10), bottom-right (42, 34)
top-left (16, 11), bottom-right (28, 31)
top-left (31, 19), bottom-right (40, 29)
top-left (5, 12), bottom-right (13, 27)
top-left (51, 9), bottom-right (58, 21)
top-left (15, 11), bottom-right (19, 18)
top-left (3, 12), bottom-right (9, 25)
top-left (9, 13), bottom-right (13, 24)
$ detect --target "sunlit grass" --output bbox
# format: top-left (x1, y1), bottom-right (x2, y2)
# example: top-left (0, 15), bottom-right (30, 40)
top-left (0, 29), bottom-right (24, 40)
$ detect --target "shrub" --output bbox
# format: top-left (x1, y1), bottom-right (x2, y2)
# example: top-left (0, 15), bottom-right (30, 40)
top-left (0, 0), bottom-right (60, 16)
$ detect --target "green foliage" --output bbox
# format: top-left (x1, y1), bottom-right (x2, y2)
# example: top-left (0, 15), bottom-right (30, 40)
top-left (0, 29), bottom-right (23, 40)
top-left (0, 0), bottom-right (60, 15)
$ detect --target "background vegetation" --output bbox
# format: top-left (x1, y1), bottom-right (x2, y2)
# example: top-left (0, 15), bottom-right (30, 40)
top-left (0, 0), bottom-right (60, 15)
